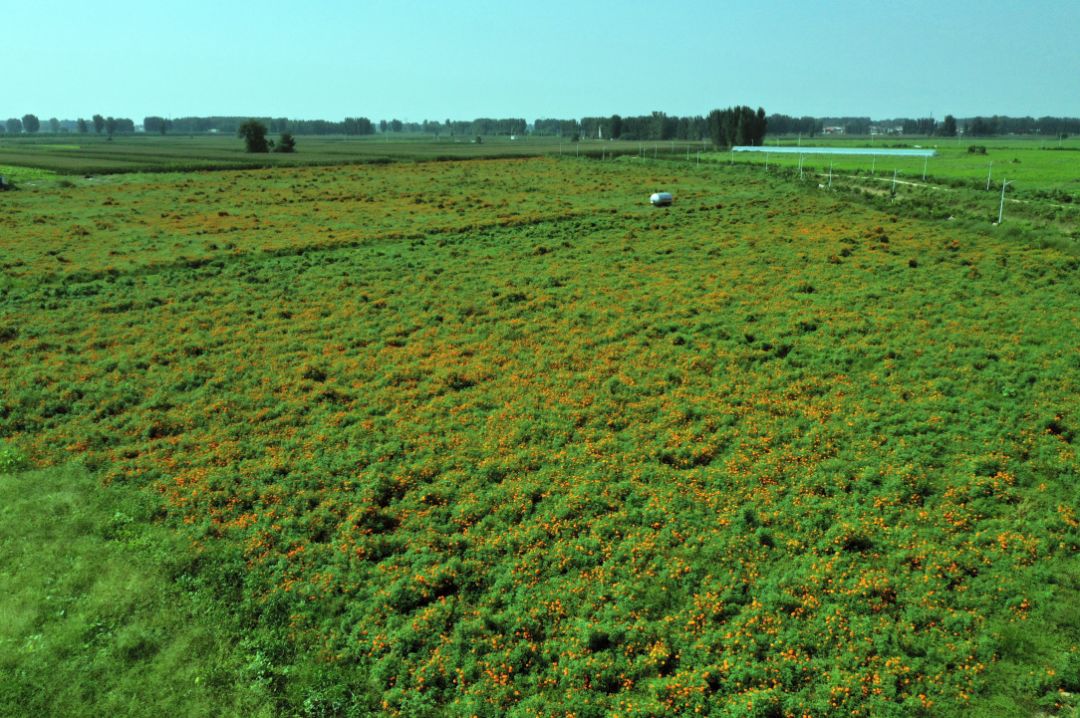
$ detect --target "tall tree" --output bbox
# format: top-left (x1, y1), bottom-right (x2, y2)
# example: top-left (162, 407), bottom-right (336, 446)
top-left (6, 118), bottom-right (22, 134)
top-left (940, 115), bottom-right (957, 137)
top-left (22, 114), bottom-right (40, 133)
top-left (92, 114), bottom-right (105, 134)
top-left (105, 117), bottom-right (117, 138)
top-left (77, 118), bottom-right (88, 134)
top-left (48, 118), bottom-right (60, 133)
top-left (274, 132), bottom-right (296, 153)
top-left (237, 120), bottom-right (270, 152)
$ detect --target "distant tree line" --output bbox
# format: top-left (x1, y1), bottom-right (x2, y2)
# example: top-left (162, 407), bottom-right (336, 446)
top-left (533, 113), bottom-right (711, 141)
top-left (961, 115), bottom-right (1080, 137)
top-left (105, 117), bottom-right (135, 136)
top-left (771, 114), bottom-right (1078, 138)
top-left (143, 116), bottom-right (173, 134)
top-left (160, 117), bottom-right (378, 136)
top-left (707, 106), bottom-right (768, 147)
top-left (766, 114), bottom-right (824, 136)
top-left (3, 112), bottom-right (1077, 140)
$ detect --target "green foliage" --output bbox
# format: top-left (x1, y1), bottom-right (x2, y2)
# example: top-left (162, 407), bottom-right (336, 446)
top-left (238, 120), bottom-right (270, 153)
top-left (0, 443), bottom-right (28, 473)
top-left (940, 115), bottom-right (958, 137)
top-left (708, 105), bottom-right (768, 147)
top-left (0, 163), bottom-right (58, 185)
top-left (274, 132), bottom-right (296, 153)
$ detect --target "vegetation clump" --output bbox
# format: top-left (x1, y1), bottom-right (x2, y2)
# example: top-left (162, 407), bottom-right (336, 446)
top-left (237, 120), bottom-right (269, 153)
top-left (274, 132), bottom-right (296, 153)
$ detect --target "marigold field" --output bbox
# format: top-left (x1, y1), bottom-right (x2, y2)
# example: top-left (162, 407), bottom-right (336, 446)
top-left (2, 156), bottom-right (1078, 717)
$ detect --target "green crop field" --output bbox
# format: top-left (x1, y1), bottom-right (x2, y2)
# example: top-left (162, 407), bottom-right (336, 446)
top-left (2, 155), bottom-right (1079, 717)
top-left (720, 136), bottom-right (1080, 195)
top-left (0, 134), bottom-right (664, 177)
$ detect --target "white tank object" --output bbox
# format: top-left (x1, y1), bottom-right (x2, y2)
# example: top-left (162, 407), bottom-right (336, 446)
top-left (650, 191), bottom-right (673, 206)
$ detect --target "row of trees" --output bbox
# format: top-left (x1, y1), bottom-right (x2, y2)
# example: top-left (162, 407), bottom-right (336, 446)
top-left (143, 116), bottom-right (173, 134)
top-left (963, 115), bottom-right (1080, 137)
top-left (534, 113), bottom-right (710, 141)
top-left (5, 112), bottom-right (1077, 139)
top-left (708, 106), bottom-right (768, 147)
top-left (2, 115), bottom-right (136, 136)
top-left (3, 115), bottom-right (57, 134)
top-left (779, 114), bottom-right (1077, 138)
top-left (161, 116), bottom-right (379, 136)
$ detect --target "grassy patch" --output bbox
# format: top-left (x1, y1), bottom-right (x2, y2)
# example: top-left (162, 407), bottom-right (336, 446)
top-left (0, 163), bottom-right (57, 184)
top-left (0, 460), bottom-right (273, 718)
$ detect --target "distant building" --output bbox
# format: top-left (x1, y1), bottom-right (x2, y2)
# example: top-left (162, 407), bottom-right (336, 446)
top-left (870, 125), bottom-right (903, 136)
top-left (823, 126), bottom-right (845, 135)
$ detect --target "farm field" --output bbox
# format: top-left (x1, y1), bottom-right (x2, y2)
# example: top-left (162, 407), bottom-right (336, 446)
top-left (720, 137), bottom-right (1080, 195)
top-left (2, 156), bottom-right (1079, 717)
top-left (2, 133), bottom-right (1076, 195)
top-left (0, 134), bottom-right (658, 180)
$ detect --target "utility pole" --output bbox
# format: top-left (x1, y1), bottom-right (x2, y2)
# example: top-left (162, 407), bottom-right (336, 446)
top-left (998, 178), bottom-right (1013, 224)
top-left (986, 161), bottom-right (993, 191)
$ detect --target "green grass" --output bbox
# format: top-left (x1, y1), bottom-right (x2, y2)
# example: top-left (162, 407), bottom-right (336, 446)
top-left (696, 140), bottom-right (1080, 244)
top-left (719, 136), bottom-right (1080, 194)
top-left (0, 163), bottom-right (57, 184)
top-left (0, 459), bottom-right (273, 718)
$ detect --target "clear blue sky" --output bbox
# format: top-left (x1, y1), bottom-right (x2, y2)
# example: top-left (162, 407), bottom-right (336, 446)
top-left (5, 0), bottom-right (1079, 122)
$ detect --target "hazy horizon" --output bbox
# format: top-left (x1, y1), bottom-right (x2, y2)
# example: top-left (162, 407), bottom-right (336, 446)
top-left (5, 0), bottom-right (1079, 123)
